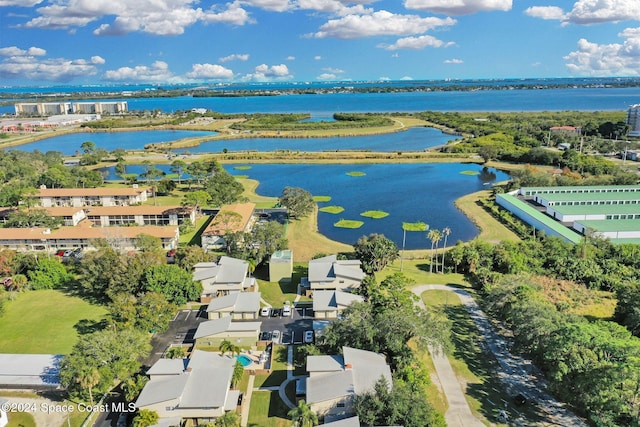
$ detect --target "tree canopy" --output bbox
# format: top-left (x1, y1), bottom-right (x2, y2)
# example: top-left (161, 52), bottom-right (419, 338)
top-left (279, 186), bottom-right (314, 218)
top-left (353, 233), bottom-right (399, 274)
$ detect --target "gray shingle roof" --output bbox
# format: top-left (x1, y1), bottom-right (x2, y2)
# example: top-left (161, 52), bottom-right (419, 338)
top-left (307, 355), bottom-right (344, 373)
top-left (0, 354), bottom-right (62, 387)
top-left (307, 370), bottom-right (354, 403)
top-left (193, 256), bottom-right (248, 284)
top-left (322, 416), bottom-right (361, 427)
top-left (312, 290), bottom-right (363, 312)
top-left (343, 347), bottom-right (392, 395)
top-left (194, 317), bottom-right (261, 339)
top-left (146, 358), bottom-right (187, 376)
top-left (308, 255), bottom-right (363, 283)
top-left (206, 292), bottom-right (261, 313)
top-left (135, 374), bottom-right (189, 407)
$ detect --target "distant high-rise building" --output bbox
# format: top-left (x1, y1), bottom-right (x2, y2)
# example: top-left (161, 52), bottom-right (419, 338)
top-left (627, 104), bottom-right (640, 137)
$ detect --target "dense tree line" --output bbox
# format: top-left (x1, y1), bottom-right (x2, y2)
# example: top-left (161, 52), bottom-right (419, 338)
top-left (442, 236), bottom-right (640, 425)
top-left (230, 112), bottom-right (394, 131)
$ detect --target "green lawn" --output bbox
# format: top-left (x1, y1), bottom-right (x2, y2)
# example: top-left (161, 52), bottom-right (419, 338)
top-left (179, 215), bottom-right (212, 246)
top-left (0, 289), bottom-right (107, 354)
top-left (7, 411), bottom-right (36, 427)
top-left (247, 391), bottom-right (290, 427)
top-left (255, 263), bottom-right (310, 307)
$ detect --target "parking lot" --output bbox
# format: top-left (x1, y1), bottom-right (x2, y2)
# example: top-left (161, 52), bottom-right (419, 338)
top-left (148, 304), bottom-right (317, 365)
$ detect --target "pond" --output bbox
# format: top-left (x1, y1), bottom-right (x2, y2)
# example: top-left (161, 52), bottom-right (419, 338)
top-left (99, 163), bottom-right (508, 249)
top-left (10, 127), bottom-right (457, 154)
top-left (9, 130), bottom-right (216, 155)
top-left (176, 127), bottom-right (456, 154)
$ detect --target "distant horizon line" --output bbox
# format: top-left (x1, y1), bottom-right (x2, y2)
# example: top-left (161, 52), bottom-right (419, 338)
top-left (2, 76), bottom-right (640, 90)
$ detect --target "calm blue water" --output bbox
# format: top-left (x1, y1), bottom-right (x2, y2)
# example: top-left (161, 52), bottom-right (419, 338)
top-left (99, 163), bottom-right (507, 249)
top-left (76, 87), bottom-right (640, 114)
top-left (10, 127), bottom-right (456, 154)
top-left (3, 86), bottom-right (639, 116)
top-left (177, 127), bottom-right (456, 153)
top-left (11, 130), bottom-right (215, 154)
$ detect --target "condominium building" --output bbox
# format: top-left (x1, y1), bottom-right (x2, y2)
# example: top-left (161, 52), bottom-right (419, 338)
top-left (627, 104), bottom-right (640, 137)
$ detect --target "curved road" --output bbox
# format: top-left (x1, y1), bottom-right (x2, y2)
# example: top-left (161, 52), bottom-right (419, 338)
top-left (413, 285), bottom-right (588, 427)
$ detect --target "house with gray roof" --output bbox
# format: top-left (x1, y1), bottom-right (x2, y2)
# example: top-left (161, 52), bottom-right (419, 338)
top-left (192, 256), bottom-right (256, 302)
top-left (306, 347), bottom-right (392, 420)
top-left (312, 290), bottom-right (364, 319)
top-left (135, 350), bottom-right (239, 423)
top-left (194, 316), bottom-right (261, 348)
top-left (303, 255), bottom-right (364, 294)
top-left (0, 354), bottom-right (62, 389)
top-left (206, 292), bottom-right (261, 319)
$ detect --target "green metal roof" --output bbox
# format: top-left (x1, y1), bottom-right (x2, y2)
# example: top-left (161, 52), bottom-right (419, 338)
top-left (537, 191), bottom-right (640, 202)
top-left (497, 194), bottom-right (582, 243)
top-left (521, 185), bottom-right (640, 193)
top-left (550, 203), bottom-right (640, 215)
top-left (609, 238), bottom-right (640, 245)
top-left (574, 219), bottom-right (640, 232)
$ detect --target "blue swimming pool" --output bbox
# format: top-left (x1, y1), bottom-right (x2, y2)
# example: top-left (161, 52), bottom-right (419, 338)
top-left (237, 355), bottom-right (252, 367)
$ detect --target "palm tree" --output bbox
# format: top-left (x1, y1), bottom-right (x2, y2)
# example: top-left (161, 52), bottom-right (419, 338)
top-left (219, 339), bottom-right (234, 356)
top-left (441, 227), bottom-right (451, 273)
top-left (76, 367), bottom-right (101, 407)
top-left (427, 229), bottom-right (440, 273)
top-left (432, 229), bottom-right (443, 273)
top-left (215, 411), bottom-right (240, 427)
top-left (288, 399), bottom-right (318, 427)
top-left (132, 409), bottom-right (159, 427)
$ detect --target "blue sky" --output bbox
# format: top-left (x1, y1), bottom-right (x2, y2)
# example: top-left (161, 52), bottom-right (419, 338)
top-left (1, 0), bottom-right (640, 86)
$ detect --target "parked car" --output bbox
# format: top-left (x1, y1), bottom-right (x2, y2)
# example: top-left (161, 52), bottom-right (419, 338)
top-left (271, 308), bottom-right (280, 317)
top-left (62, 249), bottom-right (74, 257)
top-left (282, 305), bottom-right (292, 317)
top-left (260, 331), bottom-right (272, 341)
top-left (304, 330), bottom-right (314, 344)
top-left (260, 307), bottom-right (271, 317)
top-left (55, 250), bottom-right (66, 257)
top-left (272, 330), bottom-right (281, 344)
top-left (116, 413), bottom-right (127, 427)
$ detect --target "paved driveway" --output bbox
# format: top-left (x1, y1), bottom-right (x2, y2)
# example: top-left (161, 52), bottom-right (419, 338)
top-left (255, 306), bottom-right (314, 344)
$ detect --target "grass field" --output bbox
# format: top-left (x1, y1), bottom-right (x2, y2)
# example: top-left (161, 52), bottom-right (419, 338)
top-left (285, 206), bottom-right (352, 262)
top-left (239, 178), bottom-right (279, 209)
top-left (0, 289), bottom-right (107, 354)
top-left (360, 210), bottom-right (389, 219)
top-left (334, 219), bottom-right (364, 229)
top-left (7, 411), bottom-right (36, 427)
top-left (319, 206), bottom-right (344, 214)
top-left (455, 189), bottom-right (520, 244)
top-left (247, 391), bottom-right (290, 427)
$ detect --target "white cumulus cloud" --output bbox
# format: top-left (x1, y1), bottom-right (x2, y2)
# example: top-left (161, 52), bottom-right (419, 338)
top-left (186, 63), bottom-right (234, 79)
top-left (240, 0), bottom-right (292, 12)
top-left (244, 63), bottom-right (292, 81)
top-left (19, 0), bottom-right (252, 35)
top-left (312, 10), bottom-right (456, 39)
top-left (0, 49), bottom-right (103, 82)
top-left (381, 35), bottom-right (453, 50)
top-left (0, 0), bottom-right (43, 5)
top-left (317, 72), bottom-right (337, 80)
top-left (219, 53), bottom-right (250, 62)
top-left (527, 0), bottom-right (640, 25)
top-left (564, 29), bottom-right (640, 75)
top-left (444, 58), bottom-right (463, 64)
top-left (404, 0), bottom-right (512, 15)
top-left (103, 60), bottom-right (174, 81)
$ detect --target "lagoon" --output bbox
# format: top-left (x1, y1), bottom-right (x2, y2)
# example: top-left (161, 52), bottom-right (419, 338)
top-left (11, 130), bottom-right (215, 154)
top-left (12, 127), bottom-right (457, 154)
top-left (100, 163), bottom-right (508, 249)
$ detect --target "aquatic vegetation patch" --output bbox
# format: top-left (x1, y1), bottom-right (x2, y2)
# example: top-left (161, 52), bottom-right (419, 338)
top-left (320, 206), bottom-right (345, 214)
top-left (360, 210), bottom-right (389, 219)
top-left (346, 171), bottom-right (366, 177)
top-left (402, 222), bottom-right (428, 232)
top-left (234, 165), bottom-right (252, 170)
top-left (460, 170), bottom-right (480, 175)
top-left (313, 195), bottom-right (332, 202)
top-left (334, 219), bottom-right (364, 229)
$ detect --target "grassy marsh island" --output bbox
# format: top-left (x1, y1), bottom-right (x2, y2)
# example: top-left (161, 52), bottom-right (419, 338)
top-left (360, 210), bottom-right (390, 219)
top-left (319, 206), bottom-right (345, 214)
top-left (334, 219), bottom-right (365, 229)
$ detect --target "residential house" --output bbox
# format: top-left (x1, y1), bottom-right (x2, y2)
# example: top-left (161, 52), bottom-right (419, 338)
top-left (193, 316), bottom-right (261, 348)
top-left (36, 186), bottom-right (152, 207)
top-left (84, 205), bottom-right (195, 227)
top-left (321, 416), bottom-right (361, 427)
top-left (201, 203), bottom-right (256, 251)
top-left (269, 249), bottom-right (293, 283)
top-left (306, 347), bottom-right (392, 419)
top-left (206, 292), bottom-right (261, 320)
top-left (0, 354), bottom-right (62, 389)
top-left (135, 350), bottom-right (239, 424)
top-left (312, 290), bottom-right (364, 319)
top-left (0, 225), bottom-right (179, 251)
top-left (193, 256), bottom-right (256, 301)
top-left (0, 207), bottom-right (86, 226)
top-left (303, 255), bottom-right (364, 294)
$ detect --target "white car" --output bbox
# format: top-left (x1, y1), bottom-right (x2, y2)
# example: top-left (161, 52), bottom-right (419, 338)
top-left (282, 305), bottom-right (292, 317)
top-left (304, 330), bottom-right (314, 344)
top-left (260, 307), bottom-right (270, 317)
top-left (272, 330), bottom-right (281, 344)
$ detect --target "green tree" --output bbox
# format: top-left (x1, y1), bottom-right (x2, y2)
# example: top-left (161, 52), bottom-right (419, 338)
top-left (132, 409), bottom-right (159, 427)
top-left (174, 245), bottom-right (218, 271)
top-left (170, 159), bottom-right (187, 186)
top-left (353, 233), bottom-right (399, 274)
top-left (143, 264), bottom-right (202, 305)
top-left (5, 208), bottom-right (62, 228)
top-left (76, 367), bottom-right (101, 407)
top-left (478, 145), bottom-right (499, 163)
top-left (156, 178), bottom-right (176, 195)
top-left (219, 339), bottom-right (234, 356)
top-left (135, 234), bottom-right (163, 253)
top-left (122, 375), bottom-right (149, 402)
top-left (287, 399), bottom-right (318, 427)
top-left (215, 411), bottom-right (240, 427)
top-left (232, 360), bottom-right (244, 388)
top-left (279, 186), bottom-right (314, 219)
top-left (80, 141), bottom-right (96, 154)
top-left (440, 227), bottom-right (451, 273)
top-left (165, 346), bottom-right (187, 359)
top-left (204, 163), bottom-right (244, 207)
top-left (182, 190), bottom-right (211, 214)
top-left (27, 258), bottom-right (71, 290)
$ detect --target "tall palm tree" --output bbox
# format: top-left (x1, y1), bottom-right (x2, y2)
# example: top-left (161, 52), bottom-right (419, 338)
top-left (427, 229), bottom-right (441, 274)
top-left (215, 411), bottom-right (240, 427)
top-left (76, 367), bottom-right (101, 407)
top-left (288, 399), bottom-right (318, 427)
top-left (441, 227), bottom-right (451, 273)
top-left (219, 339), bottom-right (234, 356)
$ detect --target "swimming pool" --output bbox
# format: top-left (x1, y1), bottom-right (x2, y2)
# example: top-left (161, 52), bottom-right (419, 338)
top-left (237, 355), bottom-right (252, 367)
